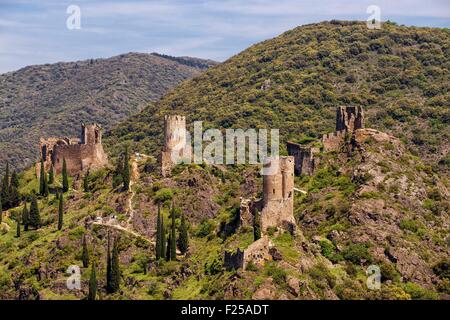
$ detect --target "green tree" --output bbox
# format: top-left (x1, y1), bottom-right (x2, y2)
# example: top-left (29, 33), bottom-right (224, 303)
top-left (48, 164), bottom-right (54, 185)
top-left (253, 209), bottom-right (261, 241)
top-left (122, 148), bottom-right (130, 191)
top-left (170, 203), bottom-right (177, 261)
top-left (58, 193), bottom-right (64, 230)
top-left (29, 193), bottom-right (40, 229)
top-left (62, 158), bottom-right (69, 192)
top-left (112, 158), bottom-right (123, 189)
top-left (0, 194), bottom-right (2, 224)
top-left (160, 216), bottom-right (166, 262)
top-left (9, 171), bottom-right (20, 207)
top-left (82, 234), bottom-right (89, 268)
top-left (22, 201), bottom-right (29, 231)
top-left (155, 204), bottom-right (162, 260)
top-left (108, 238), bottom-right (121, 293)
top-left (166, 234), bottom-right (171, 261)
top-left (178, 212), bottom-right (189, 254)
top-left (83, 170), bottom-right (90, 192)
top-left (16, 214), bottom-right (21, 238)
top-left (1, 162), bottom-right (10, 209)
top-left (39, 159), bottom-right (45, 196)
top-left (88, 261), bottom-right (97, 300)
top-left (106, 233), bottom-right (112, 292)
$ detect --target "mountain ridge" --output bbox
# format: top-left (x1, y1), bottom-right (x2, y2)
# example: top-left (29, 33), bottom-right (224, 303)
top-left (0, 52), bottom-right (218, 173)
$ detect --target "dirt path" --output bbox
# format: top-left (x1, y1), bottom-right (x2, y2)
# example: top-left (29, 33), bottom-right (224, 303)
top-left (90, 153), bottom-right (154, 243)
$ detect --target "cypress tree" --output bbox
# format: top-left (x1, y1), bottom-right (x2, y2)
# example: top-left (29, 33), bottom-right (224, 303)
top-left (113, 157), bottom-right (123, 189)
top-left (39, 159), bottom-right (45, 196)
top-left (106, 233), bottom-right (112, 292)
top-left (16, 214), bottom-right (21, 237)
top-left (88, 261), bottom-right (97, 300)
top-left (178, 212), bottom-right (189, 254)
top-left (9, 171), bottom-right (20, 207)
top-left (109, 238), bottom-right (121, 293)
top-left (83, 170), bottom-right (90, 192)
top-left (166, 234), bottom-right (171, 261)
top-left (22, 201), bottom-right (29, 231)
top-left (62, 158), bottom-right (69, 192)
top-left (1, 162), bottom-right (10, 209)
top-left (160, 216), bottom-right (166, 262)
top-left (122, 148), bottom-right (130, 191)
top-left (170, 203), bottom-right (177, 261)
top-left (155, 204), bottom-right (162, 260)
top-left (48, 164), bottom-right (54, 185)
top-left (58, 193), bottom-right (64, 230)
top-left (29, 193), bottom-right (40, 229)
top-left (253, 209), bottom-right (261, 241)
top-left (82, 234), bottom-right (89, 268)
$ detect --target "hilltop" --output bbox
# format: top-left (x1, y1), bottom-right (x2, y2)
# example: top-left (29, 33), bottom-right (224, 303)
top-left (107, 21), bottom-right (449, 175)
top-left (0, 52), bottom-right (217, 173)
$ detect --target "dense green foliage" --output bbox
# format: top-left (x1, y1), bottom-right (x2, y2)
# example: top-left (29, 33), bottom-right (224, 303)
top-left (107, 21), bottom-right (449, 174)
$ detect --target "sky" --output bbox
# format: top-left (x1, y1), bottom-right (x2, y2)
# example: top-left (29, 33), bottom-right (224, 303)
top-left (0, 0), bottom-right (449, 74)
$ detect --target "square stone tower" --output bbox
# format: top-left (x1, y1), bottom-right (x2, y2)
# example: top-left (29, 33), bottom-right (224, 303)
top-left (160, 115), bottom-right (188, 177)
top-left (322, 106), bottom-right (365, 152)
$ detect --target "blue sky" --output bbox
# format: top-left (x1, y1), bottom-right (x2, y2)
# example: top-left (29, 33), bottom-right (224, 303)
top-left (0, 0), bottom-right (449, 74)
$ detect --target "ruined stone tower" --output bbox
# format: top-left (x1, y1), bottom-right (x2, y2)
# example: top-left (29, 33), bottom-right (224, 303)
top-left (287, 142), bottom-right (320, 176)
top-left (160, 115), bottom-right (188, 177)
top-left (336, 106), bottom-right (364, 132)
top-left (260, 156), bottom-right (296, 234)
top-left (37, 123), bottom-right (108, 176)
top-left (322, 106), bottom-right (365, 152)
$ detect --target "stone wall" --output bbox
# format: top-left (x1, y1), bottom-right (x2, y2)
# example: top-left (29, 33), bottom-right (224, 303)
top-left (286, 141), bottom-right (319, 176)
top-left (160, 115), bottom-right (187, 177)
top-left (239, 197), bottom-right (263, 227)
top-left (224, 236), bottom-right (273, 270)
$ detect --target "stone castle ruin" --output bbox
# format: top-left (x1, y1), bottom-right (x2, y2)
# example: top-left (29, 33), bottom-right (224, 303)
top-left (37, 123), bottom-right (108, 176)
top-left (322, 106), bottom-right (365, 152)
top-left (287, 106), bottom-right (365, 176)
top-left (224, 236), bottom-right (273, 271)
top-left (160, 115), bottom-right (188, 177)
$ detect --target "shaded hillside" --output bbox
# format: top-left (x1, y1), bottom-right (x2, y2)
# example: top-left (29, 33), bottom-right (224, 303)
top-left (107, 21), bottom-right (449, 174)
top-left (0, 53), bottom-right (217, 173)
